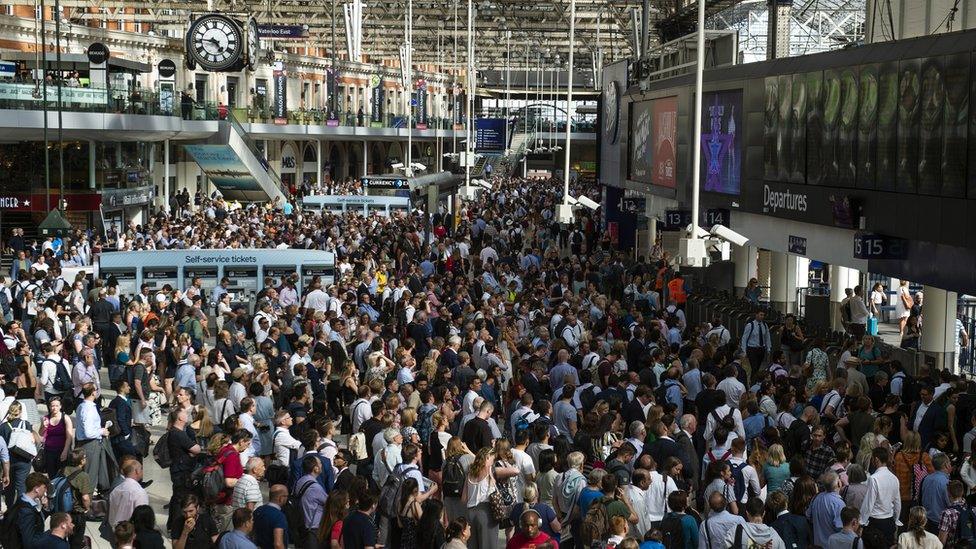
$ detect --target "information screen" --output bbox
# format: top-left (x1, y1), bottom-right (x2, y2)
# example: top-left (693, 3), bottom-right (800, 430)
top-left (475, 118), bottom-right (506, 151)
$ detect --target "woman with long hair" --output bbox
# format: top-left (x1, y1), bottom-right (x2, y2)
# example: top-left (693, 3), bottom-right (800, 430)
top-left (763, 444), bottom-right (790, 494)
top-left (14, 356), bottom-right (41, 427)
top-left (416, 499), bottom-right (447, 549)
top-left (894, 432), bottom-right (935, 522)
top-left (314, 489), bottom-right (348, 549)
top-left (392, 477), bottom-right (423, 549)
top-left (896, 506), bottom-right (942, 548)
top-left (461, 447), bottom-right (500, 549)
top-left (493, 438), bottom-right (521, 537)
top-left (443, 436), bottom-right (474, 522)
top-left (39, 396), bottom-right (74, 478)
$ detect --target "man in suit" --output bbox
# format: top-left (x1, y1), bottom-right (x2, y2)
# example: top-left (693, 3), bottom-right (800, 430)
top-left (911, 385), bottom-right (947, 448)
top-left (646, 415), bottom-right (693, 480)
top-left (673, 414), bottom-right (700, 497)
top-left (521, 361), bottom-right (547, 404)
top-left (623, 386), bottom-right (653, 426)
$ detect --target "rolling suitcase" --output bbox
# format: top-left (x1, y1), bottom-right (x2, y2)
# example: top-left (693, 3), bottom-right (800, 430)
top-left (867, 315), bottom-right (879, 336)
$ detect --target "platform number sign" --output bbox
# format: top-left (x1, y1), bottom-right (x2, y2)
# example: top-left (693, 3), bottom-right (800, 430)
top-left (664, 208), bottom-right (731, 231)
top-left (853, 233), bottom-right (908, 260)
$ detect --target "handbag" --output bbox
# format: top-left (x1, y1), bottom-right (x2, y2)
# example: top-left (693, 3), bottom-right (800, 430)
top-left (486, 475), bottom-right (510, 523)
top-left (32, 444), bottom-right (46, 471)
top-left (8, 419), bottom-right (38, 460)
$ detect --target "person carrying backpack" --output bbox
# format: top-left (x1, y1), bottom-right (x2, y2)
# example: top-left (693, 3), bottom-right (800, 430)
top-left (50, 448), bottom-right (92, 549)
top-left (658, 488), bottom-right (699, 549)
top-left (725, 497), bottom-right (786, 549)
top-left (580, 473), bottom-right (638, 547)
top-left (0, 472), bottom-right (49, 549)
top-left (937, 480), bottom-right (976, 548)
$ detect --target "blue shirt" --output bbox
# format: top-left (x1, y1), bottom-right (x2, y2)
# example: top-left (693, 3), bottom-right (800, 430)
top-left (578, 487), bottom-right (603, 516)
top-left (74, 400), bottom-right (102, 441)
top-left (219, 529), bottom-right (257, 549)
top-left (806, 491), bottom-right (845, 548)
top-left (739, 319), bottom-right (772, 352)
top-left (665, 381), bottom-right (684, 416)
top-left (253, 503), bottom-right (289, 549)
top-left (175, 362), bottom-right (198, 392)
top-left (920, 470), bottom-right (951, 523)
top-left (0, 435), bottom-right (8, 462)
top-left (549, 362), bottom-right (578, 392)
top-left (742, 414), bottom-right (770, 445)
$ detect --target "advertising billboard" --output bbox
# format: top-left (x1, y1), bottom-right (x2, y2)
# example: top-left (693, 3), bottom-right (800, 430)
top-left (651, 96), bottom-right (677, 188)
top-left (700, 90), bottom-right (742, 195)
top-left (628, 100), bottom-right (652, 183)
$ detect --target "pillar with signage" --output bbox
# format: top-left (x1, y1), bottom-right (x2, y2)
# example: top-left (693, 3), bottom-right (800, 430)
top-left (87, 43), bottom-right (109, 91)
top-left (157, 59), bottom-right (177, 116)
top-left (370, 74), bottom-right (384, 127)
top-left (733, 245), bottom-right (757, 296)
top-left (920, 286), bottom-right (959, 374)
top-left (280, 144), bottom-right (297, 190)
top-left (769, 252), bottom-right (798, 314)
top-left (273, 64), bottom-right (288, 125)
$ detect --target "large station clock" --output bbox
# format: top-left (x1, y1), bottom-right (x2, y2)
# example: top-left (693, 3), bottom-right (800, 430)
top-left (185, 14), bottom-right (245, 72)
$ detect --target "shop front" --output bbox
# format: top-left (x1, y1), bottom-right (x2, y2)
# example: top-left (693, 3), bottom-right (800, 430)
top-left (101, 185), bottom-right (155, 233)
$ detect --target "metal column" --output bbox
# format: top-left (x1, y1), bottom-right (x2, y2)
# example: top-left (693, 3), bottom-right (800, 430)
top-left (766, 0), bottom-right (792, 60)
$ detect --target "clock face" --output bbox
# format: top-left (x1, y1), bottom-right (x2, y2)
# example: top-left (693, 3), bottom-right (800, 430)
top-left (247, 18), bottom-right (260, 70)
top-left (188, 14), bottom-right (243, 71)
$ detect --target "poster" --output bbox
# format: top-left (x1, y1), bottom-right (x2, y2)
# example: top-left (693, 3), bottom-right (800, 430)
top-left (451, 83), bottom-right (464, 129)
top-left (918, 58), bottom-right (944, 195)
top-left (370, 74), bottom-right (384, 127)
top-left (837, 68), bottom-right (859, 187)
top-left (273, 69), bottom-right (287, 124)
top-left (822, 69), bottom-right (841, 185)
top-left (651, 96), bottom-right (677, 188)
top-left (806, 71), bottom-right (825, 185)
top-left (763, 77), bottom-right (779, 180)
top-left (777, 74), bottom-right (793, 182)
top-left (943, 52), bottom-right (969, 198)
top-left (159, 82), bottom-right (174, 116)
top-left (876, 62), bottom-right (898, 191)
top-left (790, 75), bottom-right (808, 184)
top-left (700, 90), bottom-right (742, 195)
top-left (184, 145), bottom-right (261, 190)
top-left (628, 101), bottom-right (652, 183)
top-left (415, 79), bottom-right (428, 129)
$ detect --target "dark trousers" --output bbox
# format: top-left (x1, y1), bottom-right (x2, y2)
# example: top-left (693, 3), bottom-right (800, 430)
top-left (70, 511), bottom-right (86, 548)
top-left (746, 346), bottom-right (767, 371)
top-left (849, 323), bottom-right (866, 339)
top-left (867, 516), bottom-right (896, 548)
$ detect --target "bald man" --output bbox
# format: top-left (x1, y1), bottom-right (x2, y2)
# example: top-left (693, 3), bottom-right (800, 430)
top-left (253, 484), bottom-right (289, 549)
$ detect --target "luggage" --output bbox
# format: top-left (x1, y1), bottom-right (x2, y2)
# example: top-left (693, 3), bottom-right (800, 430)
top-left (867, 315), bottom-right (879, 336)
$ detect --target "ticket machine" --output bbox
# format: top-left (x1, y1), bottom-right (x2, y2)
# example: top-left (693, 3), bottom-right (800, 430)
top-left (224, 266), bottom-right (259, 311)
top-left (142, 267), bottom-right (179, 291)
top-left (184, 267), bottom-right (219, 294)
top-left (103, 268), bottom-right (138, 298)
top-left (264, 266), bottom-right (297, 288)
top-left (301, 265), bottom-right (335, 292)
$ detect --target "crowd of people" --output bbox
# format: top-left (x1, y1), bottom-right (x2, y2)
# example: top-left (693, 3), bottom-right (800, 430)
top-left (0, 174), bottom-right (973, 549)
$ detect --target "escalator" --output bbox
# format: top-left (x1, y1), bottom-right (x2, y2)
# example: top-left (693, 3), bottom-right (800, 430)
top-left (183, 113), bottom-right (288, 203)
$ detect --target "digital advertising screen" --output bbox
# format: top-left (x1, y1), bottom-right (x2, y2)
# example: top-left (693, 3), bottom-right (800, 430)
top-left (475, 118), bottom-right (506, 151)
top-left (700, 90), bottom-right (742, 195)
top-left (651, 96), bottom-right (677, 188)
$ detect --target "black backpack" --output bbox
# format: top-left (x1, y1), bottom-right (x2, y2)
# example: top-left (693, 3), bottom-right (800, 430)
top-left (442, 455), bottom-right (465, 497)
top-left (284, 478), bottom-right (316, 547)
top-left (48, 359), bottom-right (73, 393)
top-left (951, 503), bottom-right (976, 549)
top-left (711, 408), bottom-right (736, 432)
top-left (655, 380), bottom-right (676, 405)
top-left (660, 512), bottom-right (686, 549)
top-left (579, 385), bottom-right (599, 412)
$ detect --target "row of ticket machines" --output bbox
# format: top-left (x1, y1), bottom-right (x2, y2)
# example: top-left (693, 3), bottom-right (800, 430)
top-left (97, 249), bottom-right (337, 312)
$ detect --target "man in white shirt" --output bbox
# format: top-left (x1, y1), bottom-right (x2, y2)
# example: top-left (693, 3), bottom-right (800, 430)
top-left (271, 411), bottom-right (302, 466)
top-left (510, 393), bottom-right (539, 435)
top-left (705, 319), bottom-right (732, 347)
top-left (511, 431), bottom-right (537, 503)
top-left (699, 492), bottom-right (747, 549)
top-left (703, 392), bottom-right (745, 450)
top-left (717, 365), bottom-right (746, 410)
top-left (627, 469), bottom-right (653, 539)
top-left (848, 285), bottom-right (871, 339)
top-left (728, 438), bottom-right (761, 503)
top-left (108, 459), bottom-right (149, 527)
top-left (644, 466), bottom-right (679, 525)
top-left (350, 389), bottom-right (374, 434)
top-left (559, 313), bottom-right (583, 352)
top-left (859, 446), bottom-right (901, 547)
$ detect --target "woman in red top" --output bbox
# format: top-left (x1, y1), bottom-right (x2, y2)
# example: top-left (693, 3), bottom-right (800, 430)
top-left (214, 430), bottom-right (250, 531)
top-left (314, 489), bottom-right (349, 549)
top-left (506, 508), bottom-right (557, 549)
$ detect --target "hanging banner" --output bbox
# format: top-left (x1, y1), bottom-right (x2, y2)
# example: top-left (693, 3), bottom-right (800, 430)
top-left (326, 68), bottom-right (339, 126)
top-left (652, 96), bottom-right (678, 188)
top-left (273, 69), bottom-right (287, 124)
top-left (451, 82), bottom-right (464, 130)
top-left (370, 74), bottom-right (384, 127)
top-left (415, 79), bottom-right (428, 129)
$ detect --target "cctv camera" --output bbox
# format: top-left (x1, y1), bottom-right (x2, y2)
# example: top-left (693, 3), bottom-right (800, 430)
top-left (410, 162), bottom-right (427, 171)
top-left (684, 223), bottom-right (710, 239)
top-left (391, 162), bottom-right (404, 170)
top-left (709, 224), bottom-right (749, 247)
top-left (575, 195), bottom-right (600, 211)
